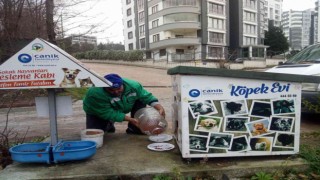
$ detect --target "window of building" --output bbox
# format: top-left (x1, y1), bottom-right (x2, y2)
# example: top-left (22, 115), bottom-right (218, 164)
top-left (139, 25), bottom-right (145, 36)
top-left (127, 20), bottom-right (132, 28)
top-left (244, 24), bottom-right (256, 34)
top-left (153, 34), bottom-right (160, 42)
top-left (146, 51), bottom-right (152, 59)
top-left (127, 8), bottom-right (132, 16)
top-left (128, 43), bottom-right (133, 50)
top-left (242, 47), bottom-right (249, 57)
top-left (137, 0), bottom-right (144, 11)
top-left (128, 31), bottom-right (133, 39)
top-left (152, 19), bottom-right (159, 28)
top-left (163, 0), bottom-right (196, 8)
top-left (208, 46), bottom-right (223, 58)
top-left (208, 3), bottom-right (224, 15)
top-left (243, 37), bottom-right (256, 45)
top-left (209, 32), bottom-right (224, 44)
top-left (140, 38), bottom-right (146, 49)
top-left (176, 49), bottom-right (184, 54)
top-left (244, 0), bottom-right (256, 9)
top-left (152, 5), bottom-right (159, 14)
top-left (252, 48), bottom-right (264, 57)
top-left (126, 0), bottom-right (131, 5)
top-left (160, 49), bottom-right (166, 56)
top-left (244, 11), bottom-right (256, 22)
top-left (139, 11), bottom-right (145, 23)
top-left (209, 17), bottom-right (224, 30)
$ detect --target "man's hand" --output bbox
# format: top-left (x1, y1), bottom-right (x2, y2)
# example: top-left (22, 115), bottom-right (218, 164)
top-left (153, 104), bottom-right (166, 118)
top-left (124, 116), bottom-right (139, 127)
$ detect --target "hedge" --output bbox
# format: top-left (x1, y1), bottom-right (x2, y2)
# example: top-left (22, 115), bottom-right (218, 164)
top-left (73, 50), bottom-right (144, 61)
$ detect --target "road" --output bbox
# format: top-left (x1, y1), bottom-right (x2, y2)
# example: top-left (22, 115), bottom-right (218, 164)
top-left (0, 63), bottom-right (319, 142)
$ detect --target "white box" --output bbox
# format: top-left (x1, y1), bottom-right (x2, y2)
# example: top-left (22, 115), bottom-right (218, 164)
top-left (171, 74), bottom-right (301, 158)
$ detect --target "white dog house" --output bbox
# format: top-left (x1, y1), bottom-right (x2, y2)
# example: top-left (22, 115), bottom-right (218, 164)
top-left (168, 66), bottom-right (320, 158)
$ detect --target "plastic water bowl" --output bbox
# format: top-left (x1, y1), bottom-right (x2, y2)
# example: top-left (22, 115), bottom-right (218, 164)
top-left (52, 141), bottom-right (97, 163)
top-left (9, 143), bottom-right (51, 164)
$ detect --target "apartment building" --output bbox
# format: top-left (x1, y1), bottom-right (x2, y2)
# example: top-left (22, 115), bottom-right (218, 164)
top-left (315, 0), bottom-right (320, 44)
top-left (69, 35), bottom-right (98, 46)
top-left (282, 10), bottom-right (312, 50)
top-left (122, 0), bottom-right (267, 61)
top-left (229, 0), bottom-right (267, 60)
top-left (264, 0), bottom-right (282, 28)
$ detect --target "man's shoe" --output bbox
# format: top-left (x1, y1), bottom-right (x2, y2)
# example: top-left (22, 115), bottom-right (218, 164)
top-left (107, 126), bottom-right (115, 133)
top-left (126, 127), bottom-right (144, 135)
top-left (106, 121), bottom-right (115, 133)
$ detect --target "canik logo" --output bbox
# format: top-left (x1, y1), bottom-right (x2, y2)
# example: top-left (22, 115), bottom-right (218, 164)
top-left (32, 43), bottom-right (44, 52)
top-left (18, 54), bottom-right (32, 63)
top-left (189, 89), bottom-right (200, 97)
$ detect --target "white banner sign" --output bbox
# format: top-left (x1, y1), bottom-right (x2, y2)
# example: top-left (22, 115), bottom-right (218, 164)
top-left (0, 38), bottom-right (111, 89)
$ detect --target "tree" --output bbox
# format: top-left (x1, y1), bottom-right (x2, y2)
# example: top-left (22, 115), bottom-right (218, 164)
top-left (45, 0), bottom-right (56, 44)
top-left (265, 26), bottom-right (289, 58)
top-left (0, 0), bottom-right (115, 63)
top-left (0, 0), bottom-right (49, 63)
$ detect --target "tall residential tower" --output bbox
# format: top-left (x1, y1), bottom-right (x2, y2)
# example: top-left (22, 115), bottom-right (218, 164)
top-left (122, 0), bottom-right (269, 61)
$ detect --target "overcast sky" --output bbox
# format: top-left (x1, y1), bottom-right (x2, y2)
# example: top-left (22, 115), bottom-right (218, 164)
top-left (282, 0), bottom-right (315, 11)
top-left (71, 0), bottom-right (315, 44)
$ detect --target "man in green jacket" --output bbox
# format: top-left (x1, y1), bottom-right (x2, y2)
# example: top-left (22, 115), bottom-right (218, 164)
top-left (83, 73), bottom-right (165, 134)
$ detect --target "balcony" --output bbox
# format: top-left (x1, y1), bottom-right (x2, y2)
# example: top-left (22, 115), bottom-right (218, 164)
top-left (149, 6), bottom-right (200, 21)
top-left (149, 37), bottom-right (201, 49)
top-left (149, 22), bottom-right (200, 34)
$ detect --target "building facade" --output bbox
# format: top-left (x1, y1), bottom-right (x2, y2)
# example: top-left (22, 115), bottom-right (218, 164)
top-left (69, 35), bottom-right (98, 46)
top-left (264, 0), bottom-right (283, 28)
top-left (122, 0), bottom-right (268, 61)
top-left (281, 10), bottom-right (312, 50)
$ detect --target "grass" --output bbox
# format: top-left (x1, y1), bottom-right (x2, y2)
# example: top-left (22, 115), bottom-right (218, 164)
top-left (300, 145), bottom-right (320, 175)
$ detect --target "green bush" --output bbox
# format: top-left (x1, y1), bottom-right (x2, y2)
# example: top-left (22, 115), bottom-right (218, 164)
top-left (302, 93), bottom-right (320, 113)
top-left (74, 50), bottom-right (144, 61)
top-left (300, 145), bottom-right (320, 174)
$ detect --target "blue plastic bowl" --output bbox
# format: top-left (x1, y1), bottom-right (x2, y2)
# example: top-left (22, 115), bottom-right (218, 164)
top-left (9, 143), bottom-right (51, 164)
top-left (52, 141), bottom-right (96, 163)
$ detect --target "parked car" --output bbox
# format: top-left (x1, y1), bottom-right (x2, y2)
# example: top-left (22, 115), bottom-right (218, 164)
top-left (266, 44), bottom-right (320, 113)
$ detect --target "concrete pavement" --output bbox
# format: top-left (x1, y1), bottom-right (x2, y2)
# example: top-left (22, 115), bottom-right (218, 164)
top-left (0, 115), bottom-right (309, 179)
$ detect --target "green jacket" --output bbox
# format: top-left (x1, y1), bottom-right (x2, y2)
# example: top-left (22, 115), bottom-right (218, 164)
top-left (83, 78), bottom-right (158, 122)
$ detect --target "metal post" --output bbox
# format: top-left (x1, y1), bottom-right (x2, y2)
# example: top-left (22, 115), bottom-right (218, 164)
top-left (48, 88), bottom-right (58, 145)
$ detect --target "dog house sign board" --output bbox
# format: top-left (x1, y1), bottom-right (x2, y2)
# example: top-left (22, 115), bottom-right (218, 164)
top-left (169, 68), bottom-right (303, 158)
top-left (0, 38), bottom-right (111, 89)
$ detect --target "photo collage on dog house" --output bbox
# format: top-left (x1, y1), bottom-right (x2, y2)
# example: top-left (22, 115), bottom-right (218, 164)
top-left (187, 98), bottom-right (297, 154)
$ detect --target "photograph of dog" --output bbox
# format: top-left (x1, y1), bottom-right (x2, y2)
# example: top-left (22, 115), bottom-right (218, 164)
top-left (273, 132), bottom-right (295, 148)
top-left (245, 119), bottom-right (272, 137)
top-left (223, 117), bottom-right (249, 133)
top-left (269, 116), bottom-right (294, 132)
top-left (189, 100), bottom-right (217, 118)
top-left (220, 100), bottom-right (248, 117)
top-left (271, 99), bottom-right (295, 115)
top-left (249, 100), bottom-right (272, 118)
top-left (59, 68), bottom-right (81, 87)
top-left (79, 77), bottom-right (95, 87)
top-left (249, 137), bottom-right (273, 152)
top-left (189, 134), bottom-right (209, 152)
top-left (228, 135), bottom-right (250, 152)
top-left (194, 115), bottom-right (222, 133)
top-left (207, 133), bottom-right (233, 149)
